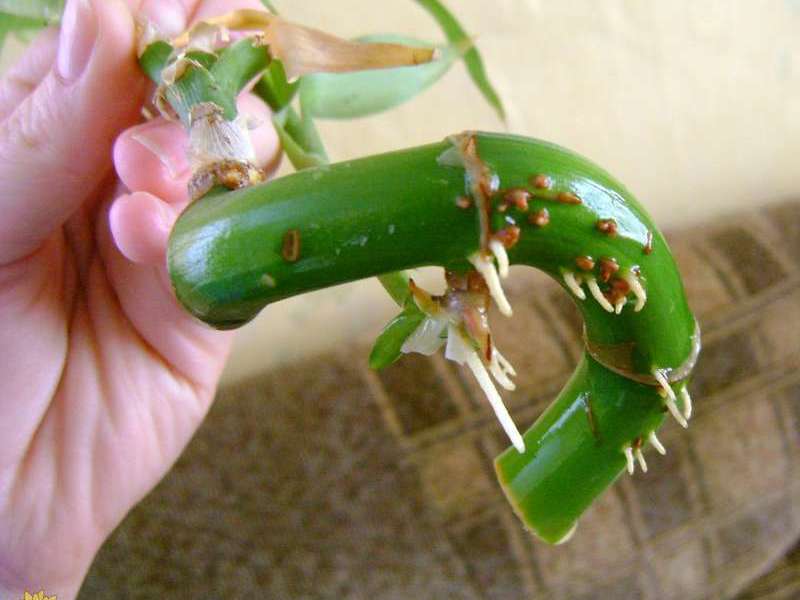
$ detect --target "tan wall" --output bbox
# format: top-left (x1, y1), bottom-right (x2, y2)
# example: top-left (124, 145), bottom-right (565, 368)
top-left (3, 2), bottom-right (798, 381)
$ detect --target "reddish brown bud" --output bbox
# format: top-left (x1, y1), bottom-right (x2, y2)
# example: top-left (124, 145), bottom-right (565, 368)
top-left (503, 188), bottom-right (531, 211)
top-left (528, 208), bottom-right (550, 227)
top-left (575, 255), bottom-right (595, 271)
top-left (467, 270), bottom-right (489, 293)
top-left (596, 218), bottom-right (618, 236)
top-left (530, 174), bottom-right (552, 189)
top-left (495, 225), bottom-right (521, 249)
top-left (455, 196), bottom-right (472, 209)
top-left (598, 257), bottom-right (620, 282)
top-left (557, 191), bottom-right (582, 205)
top-left (607, 277), bottom-right (631, 303)
top-left (281, 229), bottom-right (301, 262)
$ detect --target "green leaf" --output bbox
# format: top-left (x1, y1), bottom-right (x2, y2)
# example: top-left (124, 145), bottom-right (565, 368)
top-left (211, 37), bottom-right (271, 97)
top-left (299, 35), bottom-right (460, 120)
top-left (414, 0), bottom-right (505, 121)
top-left (0, 0), bottom-right (63, 22)
top-left (139, 40), bottom-right (174, 84)
top-left (259, 0), bottom-right (279, 14)
top-left (377, 271), bottom-right (414, 306)
top-left (253, 60), bottom-right (298, 112)
top-left (0, 12), bottom-right (49, 52)
top-left (369, 309), bottom-right (426, 370)
top-left (272, 107), bottom-right (328, 170)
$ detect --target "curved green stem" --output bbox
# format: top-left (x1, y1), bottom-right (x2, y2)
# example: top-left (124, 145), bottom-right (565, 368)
top-left (167, 132), bottom-right (698, 542)
top-left (496, 354), bottom-right (667, 543)
top-left (168, 132), bottom-right (695, 374)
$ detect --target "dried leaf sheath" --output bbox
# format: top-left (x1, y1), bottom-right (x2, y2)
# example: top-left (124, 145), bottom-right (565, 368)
top-left (170, 9), bottom-right (436, 80)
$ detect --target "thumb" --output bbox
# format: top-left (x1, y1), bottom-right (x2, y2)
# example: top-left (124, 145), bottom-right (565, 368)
top-left (0, 0), bottom-right (146, 265)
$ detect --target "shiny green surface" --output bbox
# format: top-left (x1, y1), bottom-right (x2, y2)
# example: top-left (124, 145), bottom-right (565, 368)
top-left (168, 132), bottom-right (698, 543)
top-left (169, 132), bottom-right (694, 373)
top-left (368, 308), bottom-right (425, 369)
top-left (495, 355), bottom-right (669, 543)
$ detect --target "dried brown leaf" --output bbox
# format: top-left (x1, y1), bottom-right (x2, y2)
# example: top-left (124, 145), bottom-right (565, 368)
top-left (171, 9), bottom-right (435, 80)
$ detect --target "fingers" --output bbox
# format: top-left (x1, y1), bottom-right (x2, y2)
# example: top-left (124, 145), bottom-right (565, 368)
top-left (0, 0), bottom-right (146, 266)
top-left (242, 92), bottom-right (283, 175)
top-left (99, 198), bottom-right (233, 391)
top-left (134, 0), bottom-right (191, 37)
top-left (0, 28), bottom-right (59, 122)
top-left (190, 0), bottom-right (268, 23)
top-left (114, 119), bottom-right (190, 204)
top-left (109, 191), bottom-right (176, 265)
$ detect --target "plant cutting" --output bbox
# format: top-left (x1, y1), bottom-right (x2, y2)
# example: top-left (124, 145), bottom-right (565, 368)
top-left (3, 0), bottom-right (699, 546)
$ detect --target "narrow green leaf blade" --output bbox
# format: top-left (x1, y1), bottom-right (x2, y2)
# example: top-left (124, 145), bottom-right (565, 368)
top-left (369, 309), bottom-right (426, 370)
top-left (272, 107), bottom-right (328, 170)
top-left (414, 0), bottom-right (505, 121)
top-left (259, 0), bottom-right (278, 14)
top-left (0, 12), bottom-right (50, 52)
top-left (254, 60), bottom-right (298, 112)
top-left (378, 271), bottom-right (413, 307)
top-left (139, 40), bottom-right (174, 84)
top-left (0, 0), bottom-right (63, 22)
top-left (299, 36), bottom-right (457, 120)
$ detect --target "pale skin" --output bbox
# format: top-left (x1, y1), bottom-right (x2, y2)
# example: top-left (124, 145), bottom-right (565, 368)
top-left (0, 1), bottom-right (280, 597)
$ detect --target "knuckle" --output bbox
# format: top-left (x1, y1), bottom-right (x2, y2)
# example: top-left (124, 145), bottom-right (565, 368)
top-left (1, 80), bottom-right (62, 155)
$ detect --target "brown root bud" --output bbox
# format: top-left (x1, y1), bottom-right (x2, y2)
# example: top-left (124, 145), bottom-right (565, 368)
top-left (530, 174), bottom-right (552, 189)
top-left (556, 191), bottom-right (582, 205)
top-left (575, 255), bottom-right (595, 271)
top-left (503, 188), bottom-right (530, 211)
top-left (188, 160), bottom-right (265, 201)
top-left (529, 208), bottom-right (550, 227)
top-left (455, 196), bottom-right (472, 209)
top-left (596, 218), bottom-right (618, 236)
top-left (598, 257), bottom-right (620, 282)
top-left (494, 225), bottom-right (521, 249)
top-left (606, 277), bottom-right (631, 304)
top-left (281, 229), bottom-right (301, 262)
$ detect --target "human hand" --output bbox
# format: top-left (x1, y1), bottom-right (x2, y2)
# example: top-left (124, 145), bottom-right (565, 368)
top-left (0, 1), bottom-right (279, 598)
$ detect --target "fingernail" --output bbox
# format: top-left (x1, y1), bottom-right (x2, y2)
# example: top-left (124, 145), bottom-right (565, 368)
top-left (57, 0), bottom-right (97, 83)
top-left (131, 122), bottom-right (190, 180)
top-left (155, 198), bottom-right (177, 230)
top-left (139, 0), bottom-right (187, 38)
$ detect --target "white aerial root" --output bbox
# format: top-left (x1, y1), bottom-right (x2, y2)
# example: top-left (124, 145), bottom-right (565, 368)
top-left (614, 297), bottom-right (627, 315)
top-left (445, 326), bottom-right (524, 452)
top-left (624, 271), bottom-right (647, 312)
top-left (680, 386), bottom-right (693, 421)
top-left (653, 369), bottom-right (688, 428)
top-left (634, 447), bottom-right (648, 473)
top-left (468, 252), bottom-right (513, 317)
top-left (624, 443), bottom-right (649, 475)
top-left (489, 239), bottom-right (510, 279)
top-left (489, 350), bottom-right (516, 391)
top-left (400, 275), bottom-right (523, 452)
top-left (586, 277), bottom-right (614, 313)
top-left (563, 270), bottom-right (586, 300)
top-left (494, 349), bottom-right (517, 378)
top-left (648, 431), bottom-right (666, 455)
top-left (624, 446), bottom-right (635, 475)
top-left (465, 354), bottom-right (525, 452)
